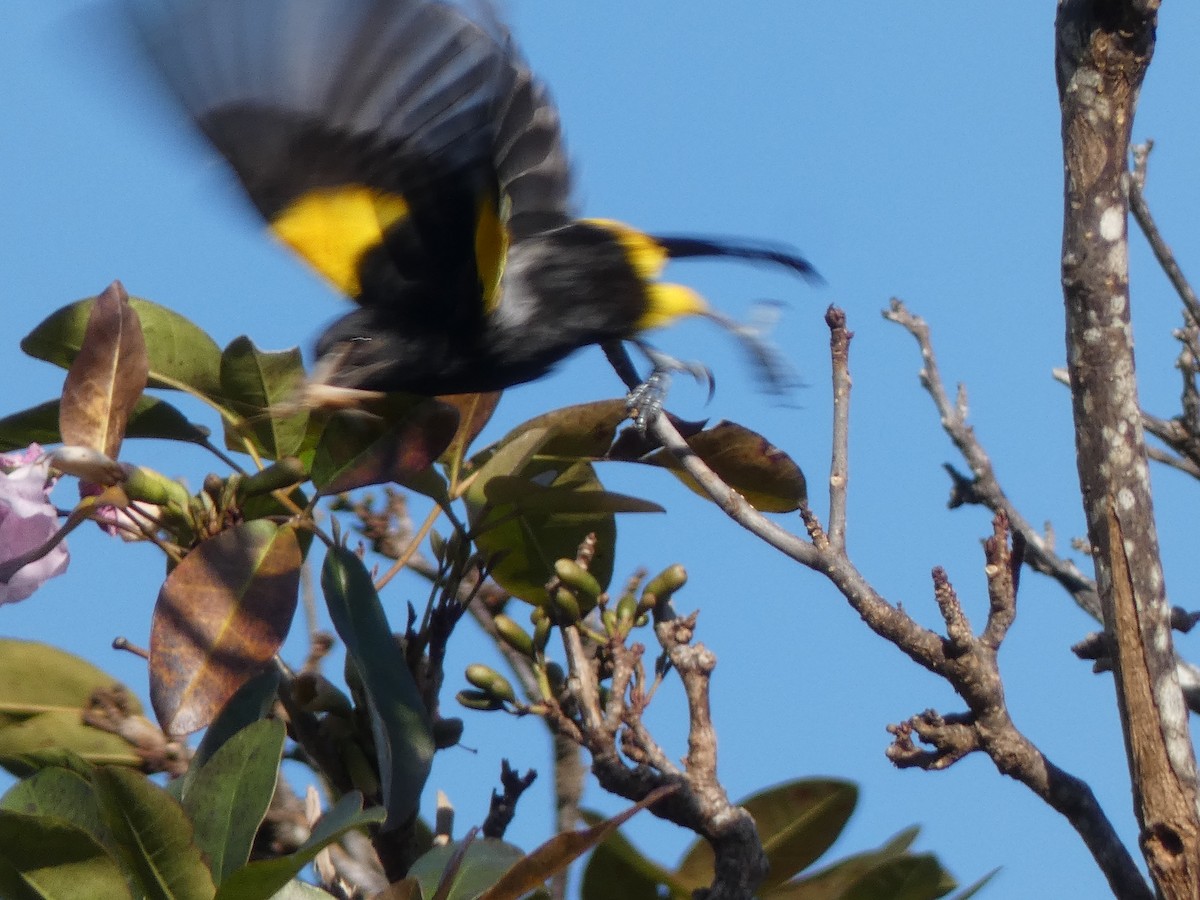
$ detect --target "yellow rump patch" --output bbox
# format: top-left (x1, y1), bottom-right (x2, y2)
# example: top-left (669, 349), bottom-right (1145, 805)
top-left (585, 218), bottom-right (710, 330)
top-left (270, 186), bottom-right (410, 296)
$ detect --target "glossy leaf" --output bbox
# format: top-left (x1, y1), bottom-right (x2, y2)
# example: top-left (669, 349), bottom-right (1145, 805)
top-left (92, 766), bottom-right (216, 900)
top-left (478, 787), bottom-right (677, 900)
top-left (150, 521), bottom-right (301, 735)
top-left (468, 459), bottom-right (618, 605)
top-left (480, 476), bottom-right (663, 515)
top-left (0, 809), bottom-right (132, 899)
top-left (493, 400), bottom-right (628, 460)
top-left (409, 839), bottom-right (525, 900)
top-left (58, 281), bottom-right (149, 460)
top-left (676, 778), bottom-right (857, 892)
top-left (0, 640), bottom-right (143, 775)
top-left (215, 791), bottom-right (384, 900)
top-left (22, 295), bottom-right (223, 397)
top-left (321, 546), bottom-right (433, 827)
top-left (183, 719), bottom-right (286, 883)
top-left (219, 337), bottom-right (309, 459)
top-left (634, 421), bottom-right (807, 513)
top-left (310, 397), bottom-right (457, 499)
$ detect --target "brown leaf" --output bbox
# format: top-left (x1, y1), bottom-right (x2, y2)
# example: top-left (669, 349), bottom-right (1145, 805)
top-left (58, 281), bottom-right (149, 459)
top-left (150, 521), bottom-right (301, 735)
top-left (476, 785), bottom-right (677, 900)
top-left (640, 421), bottom-right (807, 513)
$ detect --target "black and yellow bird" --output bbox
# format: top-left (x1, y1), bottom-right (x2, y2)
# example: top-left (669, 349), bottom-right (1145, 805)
top-left (129, 0), bottom-right (816, 409)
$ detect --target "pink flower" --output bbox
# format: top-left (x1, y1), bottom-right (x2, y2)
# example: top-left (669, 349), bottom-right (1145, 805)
top-left (0, 444), bottom-right (69, 604)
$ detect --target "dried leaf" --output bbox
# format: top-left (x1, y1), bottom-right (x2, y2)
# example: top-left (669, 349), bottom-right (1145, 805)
top-left (59, 281), bottom-right (149, 459)
top-left (150, 521), bottom-right (301, 735)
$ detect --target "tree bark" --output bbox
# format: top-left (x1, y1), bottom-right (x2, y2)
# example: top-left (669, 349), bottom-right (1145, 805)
top-left (1055, 2), bottom-right (1200, 896)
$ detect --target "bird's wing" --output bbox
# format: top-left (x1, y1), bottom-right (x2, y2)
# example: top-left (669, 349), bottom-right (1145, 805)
top-left (129, 0), bottom-right (573, 322)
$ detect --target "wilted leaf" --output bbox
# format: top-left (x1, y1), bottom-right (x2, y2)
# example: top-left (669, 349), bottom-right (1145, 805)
top-left (215, 791), bottom-right (384, 900)
top-left (59, 281), bottom-right (149, 460)
top-left (468, 459), bottom-right (618, 605)
top-left (23, 295), bottom-right (223, 397)
top-left (92, 766), bottom-right (216, 900)
top-left (150, 521), bottom-right (302, 735)
top-left (0, 640), bottom-right (144, 776)
top-left (633, 421), bottom-right (807, 512)
top-left (183, 719), bottom-right (286, 883)
top-left (321, 547), bottom-right (433, 828)
top-left (410, 839), bottom-right (525, 900)
top-left (0, 397), bottom-right (211, 453)
top-left (310, 397), bottom-right (457, 499)
top-left (220, 337), bottom-right (309, 459)
top-left (478, 787), bottom-right (677, 900)
top-left (0, 809), bottom-right (132, 899)
top-left (676, 778), bottom-right (857, 892)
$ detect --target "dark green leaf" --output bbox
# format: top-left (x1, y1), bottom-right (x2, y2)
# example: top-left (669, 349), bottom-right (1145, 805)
top-left (0, 809), bottom-right (132, 899)
top-left (321, 547), bottom-right (434, 827)
top-left (840, 854), bottom-right (954, 900)
top-left (219, 337), bottom-right (309, 459)
top-left (215, 791), bottom-right (384, 900)
top-left (0, 767), bottom-right (108, 851)
top-left (22, 295), bottom-right (223, 397)
top-left (676, 778), bottom-right (857, 891)
top-left (581, 815), bottom-right (685, 900)
top-left (92, 766), bottom-right (216, 900)
top-left (183, 720), bottom-right (286, 883)
top-left (481, 476), bottom-right (663, 515)
top-left (185, 669), bottom-right (281, 785)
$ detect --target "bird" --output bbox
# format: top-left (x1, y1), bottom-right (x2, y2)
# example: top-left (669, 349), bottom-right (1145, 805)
top-left (126, 0), bottom-right (818, 415)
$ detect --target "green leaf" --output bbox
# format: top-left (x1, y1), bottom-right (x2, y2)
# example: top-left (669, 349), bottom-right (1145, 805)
top-left (321, 547), bottom-right (434, 827)
top-left (215, 791), bottom-right (384, 900)
top-left (840, 854), bottom-right (954, 900)
top-left (0, 397), bottom-right (212, 453)
top-left (478, 788), bottom-right (677, 900)
top-left (185, 669), bottom-right (281, 789)
top-left (0, 809), bottom-right (133, 899)
top-left (409, 839), bottom-right (525, 900)
top-left (0, 640), bottom-right (144, 776)
top-left (480, 476), bottom-right (663, 515)
top-left (676, 778), bottom-right (857, 891)
top-left (22, 295), bottom-right (223, 398)
top-left (467, 459), bottom-right (618, 606)
top-left (219, 337), bottom-right (309, 459)
top-left (580, 812), bottom-right (688, 900)
top-left (0, 767), bottom-right (109, 851)
top-left (92, 766), bottom-right (216, 900)
top-left (492, 400), bottom-right (629, 460)
top-left (150, 522), bottom-right (301, 735)
top-left (183, 720), bottom-right (286, 883)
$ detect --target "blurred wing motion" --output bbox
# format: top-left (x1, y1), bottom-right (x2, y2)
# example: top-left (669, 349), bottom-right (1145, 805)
top-left (129, 0), bottom-right (818, 401)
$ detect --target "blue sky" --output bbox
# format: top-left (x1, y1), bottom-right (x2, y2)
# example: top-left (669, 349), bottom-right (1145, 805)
top-left (4, 3), bottom-right (1200, 897)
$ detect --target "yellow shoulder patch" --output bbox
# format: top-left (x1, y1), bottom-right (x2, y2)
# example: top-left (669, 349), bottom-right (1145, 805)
top-left (584, 218), bottom-right (710, 330)
top-left (270, 186), bottom-right (410, 296)
top-left (475, 194), bottom-right (509, 313)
